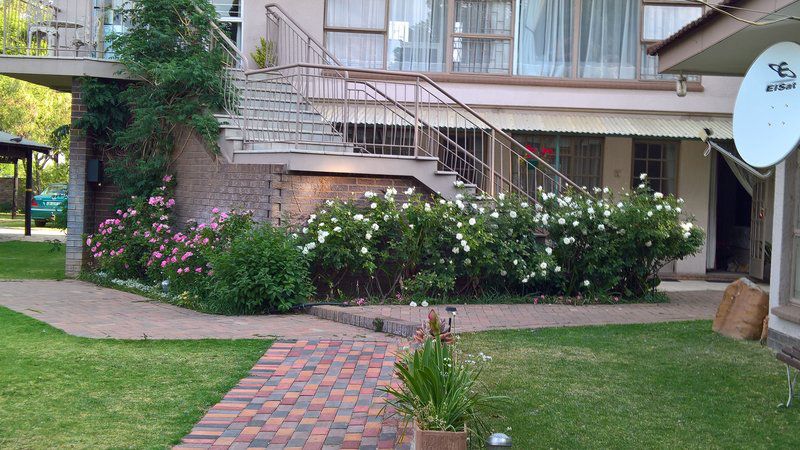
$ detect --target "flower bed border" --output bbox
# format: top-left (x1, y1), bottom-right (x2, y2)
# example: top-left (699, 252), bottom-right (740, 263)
top-left (304, 305), bottom-right (417, 337)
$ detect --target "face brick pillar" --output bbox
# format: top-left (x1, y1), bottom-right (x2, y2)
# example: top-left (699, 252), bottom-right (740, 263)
top-left (65, 78), bottom-right (94, 276)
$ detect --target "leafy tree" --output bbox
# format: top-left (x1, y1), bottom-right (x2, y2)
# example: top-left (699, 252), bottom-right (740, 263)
top-left (76, 0), bottom-right (227, 202)
top-left (0, 76), bottom-right (70, 193)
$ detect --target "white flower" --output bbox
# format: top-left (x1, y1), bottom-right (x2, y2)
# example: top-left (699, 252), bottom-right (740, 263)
top-left (539, 262), bottom-right (547, 270)
top-left (509, 211), bottom-right (517, 219)
top-left (365, 191), bottom-right (376, 198)
top-left (554, 266), bottom-right (562, 273)
top-left (645, 241), bottom-right (652, 247)
top-left (522, 277), bottom-right (529, 283)
top-left (683, 232), bottom-right (691, 238)
top-left (654, 192), bottom-right (664, 199)
top-left (500, 270), bottom-right (507, 276)
top-left (583, 280), bottom-right (590, 286)
top-left (598, 224), bottom-right (605, 231)
top-left (360, 246), bottom-right (368, 254)
top-left (469, 217), bottom-right (477, 226)
top-left (647, 211), bottom-right (653, 217)
top-left (563, 237), bottom-right (572, 245)
top-left (405, 187), bottom-right (415, 195)
top-left (453, 180), bottom-right (465, 188)
top-left (353, 214), bottom-right (364, 221)
top-left (439, 199), bottom-right (446, 205)
top-left (424, 203), bottom-right (431, 212)
top-left (383, 214), bottom-right (390, 221)
top-left (371, 223), bottom-right (379, 231)
top-left (638, 184), bottom-right (646, 189)
top-left (302, 227), bottom-right (308, 234)
top-left (308, 214), bottom-right (316, 223)
top-left (665, 205), bottom-right (672, 211)
top-left (402, 203), bottom-right (409, 210)
top-left (409, 224), bottom-right (414, 229)
top-left (656, 204), bottom-right (663, 211)
top-left (603, 210), bottom-right (612, 217)
top-left (333, 226), bottom-right (342, 232)
top-left (521, 202), bottom-right (529, 208)
top-left (490, 211), bottom-right (500, 219)
top-left (365, 232), bottom-right (372, 240)
top-left (680, 222), bottom-right (694, 232)
top-left (463, 245), bottom-right (471, 252)
top-left (457, 222), bottom-right (463, 228)
top-left (409, 301), bottom-right (418, 307)
top-left (587, 207), bottom-right (595, 215)
top-left (572, 221), bottom-right (579, 227)
top-left (558, 218), bottom-right (566, 225)
top-left (456, 233), bottom-right (463, 240)
top-left (498, 193), bottom-right (506, 200)
top-left (464, 258), bottom-right (472, 265)
top-left (676, 207), bottom-right (682, 213)
top-left (640, 173), bottom-right (647, 180)
top-left (513, 259), bottom-right (518, 266)
top-left (370, 202), bottom-right (377, 209)
top-left (452, 247), bottom-right (460, 254)
top-left (318, 236), bottom-right (326, 243)
top-left (421, 301), bottom-right (429, 307)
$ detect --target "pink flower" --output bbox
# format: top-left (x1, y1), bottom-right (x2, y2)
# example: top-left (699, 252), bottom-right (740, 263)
top-left (171, 256), bottom-right (177, 263)
top-left (122, 213), bottom-right (128, 218)
top-left (86, 238), bottom-right (92, 246)
top-left (163, 175), bottom-right (173, 182)
top-left (211, 207), bottom-right (220, 214)
top-left (210, 222), bottom-right (219, 230)
top-left (181, 252), bottom-right (194, 262)
top-left (166, 199), bottom-right (175, 208)
top-left (195, 267), bottom-right (202, 273)
top-left (161, 260), bottom-right (168, 268)
top-left (177, 268), bottom-right (183, 274)
top-left (202, 238), bottom-right (209, 245)
top-left (116, 209), bottom-right (122, 215)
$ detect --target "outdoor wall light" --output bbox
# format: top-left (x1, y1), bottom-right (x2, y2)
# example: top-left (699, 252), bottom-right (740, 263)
top-left (486, 432), bottom-right (513, 448)
top-left (676, 74), bottom-right (688, 98)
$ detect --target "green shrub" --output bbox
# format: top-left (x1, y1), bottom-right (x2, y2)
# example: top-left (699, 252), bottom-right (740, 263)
top-left (300, 180), bottom-right (705, 301)
top-left (204, 225), bottom-right (313, 314)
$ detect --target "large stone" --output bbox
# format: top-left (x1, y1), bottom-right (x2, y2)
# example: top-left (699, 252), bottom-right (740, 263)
top-left (713, 278), bottom-right (769, 340)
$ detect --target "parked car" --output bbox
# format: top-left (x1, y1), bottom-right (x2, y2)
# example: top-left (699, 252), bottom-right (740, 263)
top-left (31, 183), bottom-right (68, 227)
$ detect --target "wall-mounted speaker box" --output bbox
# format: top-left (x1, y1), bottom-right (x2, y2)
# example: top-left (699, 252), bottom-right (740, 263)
top-left (87, 159), bottom-right (103, 184)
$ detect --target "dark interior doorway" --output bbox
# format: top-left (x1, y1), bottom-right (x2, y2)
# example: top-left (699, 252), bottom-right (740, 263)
top-left (714, 152), bottom-right (752, 273)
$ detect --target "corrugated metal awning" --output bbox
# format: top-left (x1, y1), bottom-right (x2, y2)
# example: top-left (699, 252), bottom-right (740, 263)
top-left (477, 110), bottom-right (733, 139)
top-left (314, 103), bottom-right (732, 139)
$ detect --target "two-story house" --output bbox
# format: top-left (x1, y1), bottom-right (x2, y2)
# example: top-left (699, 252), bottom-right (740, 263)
top-left (0, 0), bottom-right (749, 280)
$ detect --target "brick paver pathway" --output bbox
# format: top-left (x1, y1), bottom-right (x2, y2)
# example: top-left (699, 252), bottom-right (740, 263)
top-left (176, 340), bottom-right (409, 450)
top-left (0, 280), bottom-right (391, 341)
top-left (310, 290), bottom-right (722, 335)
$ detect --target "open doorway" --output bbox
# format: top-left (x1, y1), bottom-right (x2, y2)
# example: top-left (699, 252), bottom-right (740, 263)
top-left (712, 152), bottom-right (752, 274)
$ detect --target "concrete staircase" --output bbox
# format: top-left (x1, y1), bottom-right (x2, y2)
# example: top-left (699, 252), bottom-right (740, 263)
top-left (216, 76), bottom-right (475, 198)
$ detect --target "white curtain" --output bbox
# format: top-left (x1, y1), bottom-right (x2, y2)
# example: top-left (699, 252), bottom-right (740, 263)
top-left (326, 32), bottom-right (385, 68)
top-left (516, 0), bottom-right (572, 77)
top-left (579, 0), bottom-right (639, 79)
top-left (643, 5), bottom-right (702, 40)
top-left (326, 0), bottom-right (386, 29)
top-left (387, 0), bottom-right (447, 72)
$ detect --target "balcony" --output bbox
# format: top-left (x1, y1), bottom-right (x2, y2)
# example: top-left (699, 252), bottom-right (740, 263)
top-left (0, 0), bottom-right (128, 90)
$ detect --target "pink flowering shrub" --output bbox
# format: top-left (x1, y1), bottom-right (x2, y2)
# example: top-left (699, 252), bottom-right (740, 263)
top-left (87, 178), bottom-right (175, 278)
top-left (150, 209), bottom-right (255, 295)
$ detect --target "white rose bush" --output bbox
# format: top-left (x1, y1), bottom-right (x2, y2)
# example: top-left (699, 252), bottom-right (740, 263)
top-left (301, 177), bottom-right (703, 302)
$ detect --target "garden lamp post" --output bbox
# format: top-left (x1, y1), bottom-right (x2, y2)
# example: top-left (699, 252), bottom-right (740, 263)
top-left (486, 432), bottom-right (512, 449)
top-left (445, 306), bottom-right (457, 333)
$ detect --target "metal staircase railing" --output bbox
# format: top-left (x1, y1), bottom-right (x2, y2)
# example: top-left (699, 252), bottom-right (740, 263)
top-left (234, 3), bottom-right (587, 199)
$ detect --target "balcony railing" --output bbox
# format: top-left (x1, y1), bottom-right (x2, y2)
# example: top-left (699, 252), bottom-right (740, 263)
top-left (1, 0), bottom-right (125, 58)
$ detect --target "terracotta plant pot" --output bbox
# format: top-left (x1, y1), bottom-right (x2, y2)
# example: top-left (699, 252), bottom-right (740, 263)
top-left (413, 422), bottom-right (468, 450)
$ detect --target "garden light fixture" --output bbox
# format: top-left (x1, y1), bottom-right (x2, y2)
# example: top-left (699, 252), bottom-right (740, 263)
top-left (486, 432), bottom-right (512, 448)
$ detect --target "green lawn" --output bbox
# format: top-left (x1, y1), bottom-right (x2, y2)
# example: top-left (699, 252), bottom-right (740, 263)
top-left (0, 212), bottom-right (25, 228)
top-left (0, 307), bottom-right (270, 449)
top-left (460, 321), bottom-right (800, 449)
top-left (0, 241), bottom-right (65, 280)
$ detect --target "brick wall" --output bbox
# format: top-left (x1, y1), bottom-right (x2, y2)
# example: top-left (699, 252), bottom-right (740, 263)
top-left (171, 129), bottom-right (428, 226)
top-left (0, 177), bottom-right (23, 211)
top-left (66, 79), bottom-right (92, 276)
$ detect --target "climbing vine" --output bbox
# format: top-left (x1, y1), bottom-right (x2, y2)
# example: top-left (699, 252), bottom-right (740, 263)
top-left (77, 0), bottom-right (226, 202)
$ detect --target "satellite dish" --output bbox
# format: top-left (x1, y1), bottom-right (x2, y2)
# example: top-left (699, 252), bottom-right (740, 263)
top-left (733, 41), bottom-right (800, 168)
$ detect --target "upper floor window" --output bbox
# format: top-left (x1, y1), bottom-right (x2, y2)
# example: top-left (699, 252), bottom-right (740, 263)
top-left (212, 0), bottom-right (242, 49)
top-left (323, 0), bottom-right (701, 81)
top-left (640, 1), bottom-right (702, 80)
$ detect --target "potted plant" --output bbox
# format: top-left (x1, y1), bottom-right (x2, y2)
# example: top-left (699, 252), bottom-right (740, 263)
top-left (382, 310), bottom-right (499, 449)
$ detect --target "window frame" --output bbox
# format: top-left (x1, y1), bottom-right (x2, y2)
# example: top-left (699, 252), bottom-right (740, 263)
top-left (323, 0), bottom-right (702, 85)
top-left (630, 139), bottom-right (680, 196)
top-left (639, 0), bottom-right (703, 81)
top-left (510, 132), bottom-right (605, 189)
top-left (213, 0), bottom-right (244, 50)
